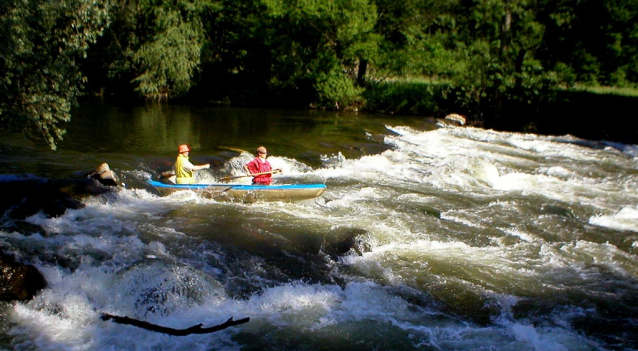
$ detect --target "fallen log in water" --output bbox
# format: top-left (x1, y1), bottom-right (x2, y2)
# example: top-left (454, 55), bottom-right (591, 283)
top-left (100, 313), bottom-right (250, 336)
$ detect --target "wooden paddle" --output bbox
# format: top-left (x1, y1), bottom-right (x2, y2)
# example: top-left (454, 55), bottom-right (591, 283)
top-left (161, 171), bottom-right (175, 178)
top-left (220, 169), bottom-right (282, 182)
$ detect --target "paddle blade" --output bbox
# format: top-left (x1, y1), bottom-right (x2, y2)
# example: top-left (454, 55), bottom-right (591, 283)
top-left (161, 171), bottom-right (175, 178)
top-left (220, 174), bottom-right (245, 182)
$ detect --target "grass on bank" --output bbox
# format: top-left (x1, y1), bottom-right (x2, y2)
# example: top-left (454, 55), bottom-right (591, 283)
top-left (390, 76), bottom-right (638, 97)
top-left (570, 84), bottom-right (638, 97)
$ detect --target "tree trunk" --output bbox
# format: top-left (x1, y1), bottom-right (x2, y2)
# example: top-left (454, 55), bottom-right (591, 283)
top-left (495, 3), bottom-right (512, 119)
top-left (357, 59), bottom-right (368, 86)
top-left (501, 5), bottom-right (511, 60)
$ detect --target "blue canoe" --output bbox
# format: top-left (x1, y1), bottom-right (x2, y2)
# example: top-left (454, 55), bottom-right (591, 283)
top-left (148, 180), bottom-right (326, 202)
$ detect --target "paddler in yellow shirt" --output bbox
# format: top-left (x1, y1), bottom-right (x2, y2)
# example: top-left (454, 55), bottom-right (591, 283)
top-left (174, 144), bottom-right (210, 184)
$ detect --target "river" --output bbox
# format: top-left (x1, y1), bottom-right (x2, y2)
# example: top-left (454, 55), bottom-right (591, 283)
top-left (1, 101), bottom-right (637, 350)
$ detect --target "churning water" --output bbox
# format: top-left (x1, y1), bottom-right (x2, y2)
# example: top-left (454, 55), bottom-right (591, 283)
top-left (1, 105), bottom-right (637, 350)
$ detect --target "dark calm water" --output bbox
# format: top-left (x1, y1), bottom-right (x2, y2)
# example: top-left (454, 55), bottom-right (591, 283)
top-left (1, 100), bottom-right (638, 350)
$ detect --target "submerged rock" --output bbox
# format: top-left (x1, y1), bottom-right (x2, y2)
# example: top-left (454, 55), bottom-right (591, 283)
top-left (114, 260), bottom-right (227, 317)
top-left (0, 252), bottom-right (47, 302)
top-left (323, 229), bottom-right (374, 257)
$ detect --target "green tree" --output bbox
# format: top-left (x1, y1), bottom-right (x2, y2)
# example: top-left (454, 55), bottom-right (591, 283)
top-left (194, 0), bottom-right (274, 103)
top-left (434, 0), bottom-right (568, 119)
top-left (260, 0), bottom-right (379, 108)
top-left (373, 0), bottom-right (458, 78)
top-left (131, 0), bottom-right (220, 100)
top-left (85, 0), bottom-right (221, 101)
top-left (0, 0), bottom-right (111, 149)
top-left (541, 0), bottom-right (638, 87)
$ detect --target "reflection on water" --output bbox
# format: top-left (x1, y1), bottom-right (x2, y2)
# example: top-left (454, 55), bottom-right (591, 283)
top-left (2, 100), bottom-right (431, 177)
top-left (66, 102), bottom-right (202, 154)
top-left (66, 100), bottom-right (424, 156)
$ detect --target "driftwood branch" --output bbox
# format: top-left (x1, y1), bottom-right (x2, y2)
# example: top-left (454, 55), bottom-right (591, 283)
top-left (100, 313), bottom-right (250, 336)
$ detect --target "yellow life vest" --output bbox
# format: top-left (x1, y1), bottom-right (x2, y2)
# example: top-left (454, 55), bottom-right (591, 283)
top-left (175, 154), bottom-right (195, 184)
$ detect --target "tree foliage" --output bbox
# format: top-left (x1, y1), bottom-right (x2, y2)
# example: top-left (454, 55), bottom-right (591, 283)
top-left (259, 0), bottom-right (378, 107)
top-left (2, 0), bottom-right (637, 148)
top-left (0, 0), bottom-right (110, 149)
top-left (90, 0), bottom-right (221, 101)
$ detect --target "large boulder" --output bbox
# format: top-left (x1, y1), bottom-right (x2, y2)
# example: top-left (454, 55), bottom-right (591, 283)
top-left (0, 177), bottom-right (109, 220)
top-left (444, 113), bottom-right (467, 126)
top-left (88, 163), bottom-right (121, 187)
top-left (0, 253), bottom-right (47, 302)
top-left (0, 163), bottom-right (120, 221)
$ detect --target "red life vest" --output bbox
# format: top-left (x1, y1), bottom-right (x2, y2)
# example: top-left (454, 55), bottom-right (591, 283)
top-left (245, 157), bottom-right (273, 184)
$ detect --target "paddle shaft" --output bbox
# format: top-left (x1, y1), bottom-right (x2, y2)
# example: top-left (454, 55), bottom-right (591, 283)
top-left (221, 170), bottom-right (281, 181)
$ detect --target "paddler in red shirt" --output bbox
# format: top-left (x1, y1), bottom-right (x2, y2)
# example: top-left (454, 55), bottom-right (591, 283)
top-left (243, 146), bottom-right (282, 185)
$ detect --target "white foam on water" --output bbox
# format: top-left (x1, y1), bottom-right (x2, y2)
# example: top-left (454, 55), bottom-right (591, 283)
top-left (339, 238), bottom-right (539, 289)
top-left (3, 242), bottom-right (604, 351)
top-left (554, 240), bottom-right (638, 278)
top-left (489, 172), bottom-right (581, 205)
top-left (589, 206), bottom-right (638, 233)
top-left (3, 193), bottom-right (597, 350)
top-left (5, 255), bottom-right (240, 351)
top-left (395, 128), bottom-right (638, 210)
top-left (227, 281), bottom-right (600, 350)
top-left (539, 166), bottom-right (575, 180)
top-left (244, 281), bottom-right (601, 351)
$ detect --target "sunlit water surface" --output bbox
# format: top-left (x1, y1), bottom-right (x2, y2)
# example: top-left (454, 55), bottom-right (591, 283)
top-left (1, 103), bottom-right (637, 350)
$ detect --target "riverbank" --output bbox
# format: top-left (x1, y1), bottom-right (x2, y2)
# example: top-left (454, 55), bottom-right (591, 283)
top-left (361, 82), bottom-right (638, 145)
top-left (512, 91), bottom-right (638, 144)
top-left (83, 78), bottom-right (638, 146)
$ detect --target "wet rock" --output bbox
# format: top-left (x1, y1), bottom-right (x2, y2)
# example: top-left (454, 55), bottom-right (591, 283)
top-left (324, 229), bottom-right (374, 257)
top-left (0, 252), bottom-right (47, 302)
top-left (93, 163), bottom-right (111, 175)
top-left (396, 203), bottom-right (441, 218)
top-left (0, 171), bottom-right (117, 222)
top-left (444, 113), bottom-right (467, 126)
top-left (540, 204), bottom-right (577, 218)
top-left (88, 163), bottom-right (120, 187)
top-left (1, 178), bottom-right (103, 219)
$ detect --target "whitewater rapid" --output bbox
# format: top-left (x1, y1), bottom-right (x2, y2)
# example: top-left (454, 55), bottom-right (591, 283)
top-left (1, 125), bottom-right (637, 350)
